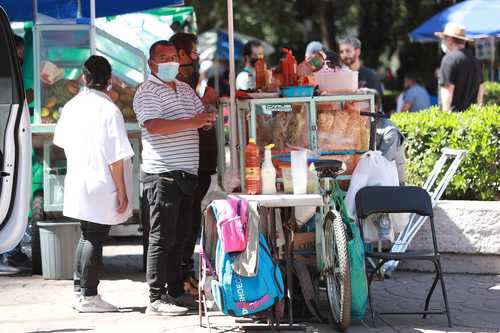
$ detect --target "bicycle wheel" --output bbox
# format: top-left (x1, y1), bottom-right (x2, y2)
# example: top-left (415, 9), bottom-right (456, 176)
top-left (324, 209), bottom-right (351, 332)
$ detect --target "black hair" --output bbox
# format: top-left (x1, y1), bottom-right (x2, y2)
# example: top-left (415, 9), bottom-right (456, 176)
top-left (243, 40), bottom-right (263, 58)
top-left (170, 32), bottom-right (197, 54)
top-left (323, 48), bottom-right (341, 68)
top-left (83, 55), bottom-right (112, 90)
top-left (404, 72), bottom-right (423, 85)
top-left (149, 40), bottom-right (174, 59)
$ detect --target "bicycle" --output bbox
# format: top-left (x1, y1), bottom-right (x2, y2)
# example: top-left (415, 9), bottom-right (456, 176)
top-left (314, 159), bottom-right (353, 332)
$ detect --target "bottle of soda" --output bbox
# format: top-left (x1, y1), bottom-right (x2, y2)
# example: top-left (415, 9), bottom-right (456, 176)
top-left (255, 56), bottom-right (266, 90)
top-left (245, 138), bottom-right (261, 194)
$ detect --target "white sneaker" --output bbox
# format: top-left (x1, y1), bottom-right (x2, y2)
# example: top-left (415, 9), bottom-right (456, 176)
top-left (146, 297), bottom-right (188, 316)
top-left (74, 295), bottom-right (118, 313)
top-left (71, 291), bottom-right (81, 309)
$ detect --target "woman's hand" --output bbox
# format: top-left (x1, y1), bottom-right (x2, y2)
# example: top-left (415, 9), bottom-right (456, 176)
top-left (116, 188), bottom-right (128, 214)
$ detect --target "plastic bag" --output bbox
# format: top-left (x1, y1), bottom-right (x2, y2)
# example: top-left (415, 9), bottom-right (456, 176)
top-left (345, 151), bottom-right (399, 242)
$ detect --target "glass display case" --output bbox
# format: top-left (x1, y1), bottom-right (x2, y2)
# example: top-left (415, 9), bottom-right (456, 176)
top-left (233, 94), bottom-right (375, 191)
top-left (32, 25), bottom-right (147, 125)
top-left (34, 25), bottom-right (91, 124)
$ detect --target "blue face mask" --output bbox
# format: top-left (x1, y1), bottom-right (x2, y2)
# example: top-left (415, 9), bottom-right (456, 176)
top-left (156, 62), bottom-right (179, 82)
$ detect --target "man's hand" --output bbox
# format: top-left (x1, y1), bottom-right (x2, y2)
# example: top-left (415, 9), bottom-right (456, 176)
top-left (202, 86), bottom-right (218, 106)
top-left (440, 84), bottom-right (454, 111)
top-left (192, 112), bottom-right (216, 128)
top-left (116, 188), bottom-right (128, 214)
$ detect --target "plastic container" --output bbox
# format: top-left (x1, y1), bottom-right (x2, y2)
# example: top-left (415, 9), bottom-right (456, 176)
top-left (261, 144), bottom-right (277, 194)
top-left (313, 69), bottom-right (358, 93)
top-left (38, 221), bottom-right (81, 280)
top-left (255, 56), bottom-right (266, 90)
top-left (291, 150), bottom-right (308, 194)
top-left (245, 138), bottom-right (261, 194)
top-left (280, 85), bottom-right (315, 98)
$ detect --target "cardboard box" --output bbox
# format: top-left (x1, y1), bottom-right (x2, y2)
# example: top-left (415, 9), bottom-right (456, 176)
top-left (293, 232), bottom-right (315, 255)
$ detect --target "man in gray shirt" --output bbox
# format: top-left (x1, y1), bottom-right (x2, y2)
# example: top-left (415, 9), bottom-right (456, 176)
top-left (401, 73), bottom-right (431, 113)
top-left (133, 40), bottom-right (216, 316)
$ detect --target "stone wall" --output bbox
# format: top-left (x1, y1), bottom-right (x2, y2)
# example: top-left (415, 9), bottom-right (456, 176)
top-left (399, 200), bottom-right (500, 274)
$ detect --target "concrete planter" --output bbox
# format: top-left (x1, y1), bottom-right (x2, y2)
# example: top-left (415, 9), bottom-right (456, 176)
top-left (399, 200), bottom-right (500, 274)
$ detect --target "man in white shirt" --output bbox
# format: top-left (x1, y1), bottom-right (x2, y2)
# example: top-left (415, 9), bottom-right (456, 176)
top-left (54, 55), bottom-right (134, 313)
top-left (236, 40), bottom-right (264, 91)
top-left (133, 40), bottom-right (215, 316)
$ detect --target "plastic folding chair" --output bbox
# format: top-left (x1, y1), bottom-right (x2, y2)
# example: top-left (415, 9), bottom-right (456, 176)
top-left (355, 186), bottom-right (452, 328)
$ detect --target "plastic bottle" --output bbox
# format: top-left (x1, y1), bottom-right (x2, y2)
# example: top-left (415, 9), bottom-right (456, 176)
top-left (261, 144), bottom-right (277, 194)
top-left (255, 56), bottom-right (266, 90)
top-left (245, 138), bottom-right (261, 194)
top-left (281, 48), bottom-right (298, 87)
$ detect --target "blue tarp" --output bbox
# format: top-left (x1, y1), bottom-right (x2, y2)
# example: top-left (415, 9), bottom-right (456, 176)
top-left (0, 0), bottom-right (184, 22)
top-left (410, 0), bottom-right (500, 42)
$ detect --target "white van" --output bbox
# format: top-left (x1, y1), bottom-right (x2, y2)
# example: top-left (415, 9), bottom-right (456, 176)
top-left (0, 6), bottom-right (32, 254)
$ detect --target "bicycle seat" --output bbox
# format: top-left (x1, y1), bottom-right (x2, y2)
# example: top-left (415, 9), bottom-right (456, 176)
top-left (314, 159), bottom-right (346, 178)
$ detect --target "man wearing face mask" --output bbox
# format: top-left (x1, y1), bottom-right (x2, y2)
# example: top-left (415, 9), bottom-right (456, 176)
top-left (236, 40), bottom-right (265, 91)
top-left (170, 33), bottom-right (218, 294)
top-left (436, 22), bottom-right (484, 112)
top-left (133, 40), bottom-right (216, 316)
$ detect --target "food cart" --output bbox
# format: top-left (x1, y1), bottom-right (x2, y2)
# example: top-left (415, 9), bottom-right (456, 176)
top-left (206, 87), bottom-right (377, 331)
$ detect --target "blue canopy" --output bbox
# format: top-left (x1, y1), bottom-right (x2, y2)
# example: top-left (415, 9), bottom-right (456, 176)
top-left (0, 0), bottom-right (184, 22)
top-left (410, 0), bottom-right (500, 42)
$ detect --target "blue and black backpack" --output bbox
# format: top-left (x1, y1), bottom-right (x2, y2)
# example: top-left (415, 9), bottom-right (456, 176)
top-left (211, 233), bottom-right (284, 317)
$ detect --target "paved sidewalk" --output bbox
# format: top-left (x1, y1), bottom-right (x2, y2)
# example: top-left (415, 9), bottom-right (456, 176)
top-left (1, 243), bottom-right (500, 333)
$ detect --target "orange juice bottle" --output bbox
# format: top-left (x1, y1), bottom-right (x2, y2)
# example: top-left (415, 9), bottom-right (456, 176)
top-left (245, 138), bottom-right (261, 194)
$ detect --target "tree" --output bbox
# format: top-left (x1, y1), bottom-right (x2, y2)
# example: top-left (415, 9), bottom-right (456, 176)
top-left (188, 0), bottom-right (463, 95)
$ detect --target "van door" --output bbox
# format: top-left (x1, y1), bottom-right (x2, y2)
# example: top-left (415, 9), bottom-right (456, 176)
top-left (0, 6), bottom-right (32, 253)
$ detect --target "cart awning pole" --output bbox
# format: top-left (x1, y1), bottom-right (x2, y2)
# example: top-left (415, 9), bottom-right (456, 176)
top-left (227, 0), bottom-right (238, 173)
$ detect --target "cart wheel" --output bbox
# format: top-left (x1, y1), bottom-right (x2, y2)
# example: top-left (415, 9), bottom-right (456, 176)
top-left (31, 191), bottom-right (45, 275)
top-left (324, 209), bottom-right (351, 332)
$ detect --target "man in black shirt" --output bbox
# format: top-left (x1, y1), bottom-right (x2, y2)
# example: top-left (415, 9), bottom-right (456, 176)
top-left (170, 33), bottom-right (218, 294)
top-left (436, 22), bottom-right (484, 112)
top-left (339, 37), bottom-right (384, 97)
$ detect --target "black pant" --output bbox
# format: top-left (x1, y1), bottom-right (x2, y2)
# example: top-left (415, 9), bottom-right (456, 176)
top-left (144, 171), bottom-right (197, 302)
top-left (181, 172), bottom-right (212, 279)
top-left (73, 221), bottom-right (111, 297)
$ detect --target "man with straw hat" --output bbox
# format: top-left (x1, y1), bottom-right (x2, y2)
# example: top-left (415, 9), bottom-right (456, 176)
top-left (436, 22), bottom-right (484, 112)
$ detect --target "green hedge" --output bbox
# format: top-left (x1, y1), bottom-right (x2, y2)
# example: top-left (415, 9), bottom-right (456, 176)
top-left (392, 105), bottom-right (500, 200)
top-left (484, 81), bottom-right (500, 105)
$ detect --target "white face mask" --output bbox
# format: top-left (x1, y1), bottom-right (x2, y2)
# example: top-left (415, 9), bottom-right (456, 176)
top-left (440, 41), bottom-right (448, 54)
top-left (156, 62), bottom-right (180, 82)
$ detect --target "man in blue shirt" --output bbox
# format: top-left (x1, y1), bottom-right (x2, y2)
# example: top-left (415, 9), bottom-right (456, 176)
top-left (401, 73), bottom-right (431, 113)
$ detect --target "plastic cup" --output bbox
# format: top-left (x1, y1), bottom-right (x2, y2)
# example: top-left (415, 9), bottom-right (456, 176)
top-left (291, 150), bottom-right (307, 194)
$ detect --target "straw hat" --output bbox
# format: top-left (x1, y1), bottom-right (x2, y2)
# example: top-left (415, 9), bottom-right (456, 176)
top-left (435, 22), bottom-right (472, 42)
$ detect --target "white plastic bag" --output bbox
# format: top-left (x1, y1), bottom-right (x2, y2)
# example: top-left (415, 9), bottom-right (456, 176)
top-left (345, 151), bottom-right (399, 242)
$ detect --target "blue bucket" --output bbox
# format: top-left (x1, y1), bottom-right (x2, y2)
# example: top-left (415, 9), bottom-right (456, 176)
top-left (280, 85), bottom-right (315, 97)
